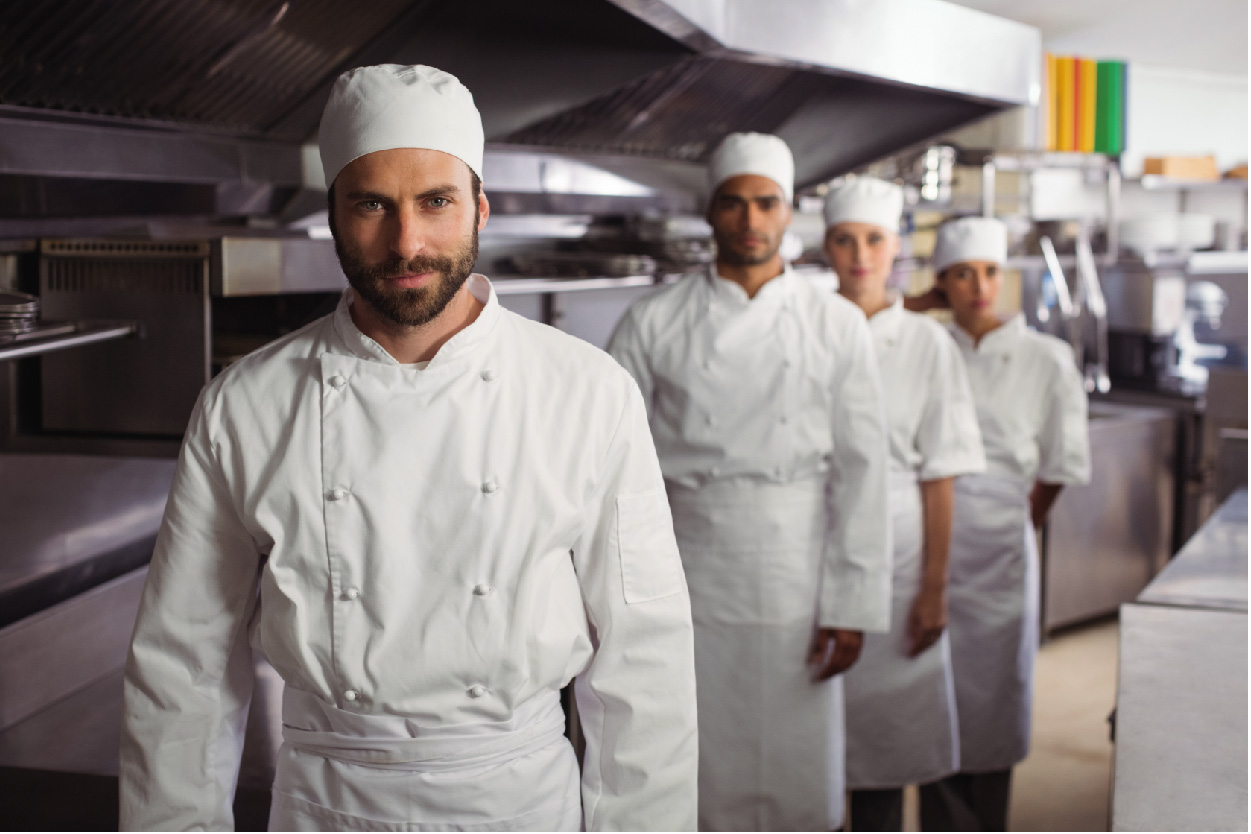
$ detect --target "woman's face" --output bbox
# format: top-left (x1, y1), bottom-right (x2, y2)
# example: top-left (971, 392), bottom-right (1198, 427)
top-left (824, 222), bottom-right (899, 296)
top-left (936, 260), bottom-right (1002, 321)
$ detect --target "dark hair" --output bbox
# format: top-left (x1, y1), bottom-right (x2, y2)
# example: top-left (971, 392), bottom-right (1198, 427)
top-left (326, 169), bottom-right (483, 234)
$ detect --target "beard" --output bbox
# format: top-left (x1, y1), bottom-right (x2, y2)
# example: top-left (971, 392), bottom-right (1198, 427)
top-left (334, 226), bottom-right (480, 329)
top-left (713, 231), bottom-right (779, 266)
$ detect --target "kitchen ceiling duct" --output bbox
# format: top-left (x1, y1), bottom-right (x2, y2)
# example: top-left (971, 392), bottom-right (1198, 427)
top-left (0, 0), bottom-right (1039, 225)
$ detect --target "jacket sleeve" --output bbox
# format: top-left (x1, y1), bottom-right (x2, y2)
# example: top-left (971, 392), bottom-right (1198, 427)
top-left (1036, 350), bottom-right (1093, 485)
top-left (916, 328), bottom-right (986, 481)
top-left (571, 380), bottom-right (698, 831)
top-left (605, 306), bottom-right (655, 417)
top-left (820, 312), bottom-right (892, 633)
top-left (119, 387), bottom-right (263, 830)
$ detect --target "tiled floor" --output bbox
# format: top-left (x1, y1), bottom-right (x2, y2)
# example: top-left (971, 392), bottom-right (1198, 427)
top-left (896, 617), bottom-right (1120, 832)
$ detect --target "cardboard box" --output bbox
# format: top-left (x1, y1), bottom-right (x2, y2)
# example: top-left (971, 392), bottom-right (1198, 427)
top-left (1224, 164), bottom-right (1248, 180)
top-left (1142, 155), bottom-right (1220, 181)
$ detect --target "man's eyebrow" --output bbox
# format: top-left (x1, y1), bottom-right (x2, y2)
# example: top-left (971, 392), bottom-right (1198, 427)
top-left (342, 184), bottom-right (462, 203)
top-left (343, 190), bottom-right (391, 203)
top-left (415, 184), bottom-right (462, 200)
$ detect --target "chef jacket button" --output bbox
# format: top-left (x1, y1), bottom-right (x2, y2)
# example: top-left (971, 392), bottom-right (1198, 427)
top-left (328, 488), bottom-right (347, 502)
top-left (783, 358), bottom-right (793, 369)
top-left (467, 685), bottom-right (487, 699)
top-left (481, 480), bottom-right (500, 494)
top-left (328, 375), bottom-right (347, 389)
top-left (705, 415), bottom-right (716, 426)
top-left (344, 689), bottom-right (358, 702)
top-left (343, 587), bottom-right (360, 601)
top-left (779, 415), bottom-right (789, 425)
top-left (473, 583), bottom-right (493, 596)
top-left (480, 369), bottom-right (498, 382)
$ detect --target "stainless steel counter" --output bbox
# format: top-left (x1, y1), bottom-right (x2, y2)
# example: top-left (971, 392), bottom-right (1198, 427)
top-left (1112, 603), bottom-right (1247, 831)
top-left (1042, 404), bottom-right (1177, 632)
top-left (1138, 490), bottom-right (1247, 612)
top-left (0, 454), bottom-right (175, 627)
top-left (1112, 489), bottom-right (1249, 831)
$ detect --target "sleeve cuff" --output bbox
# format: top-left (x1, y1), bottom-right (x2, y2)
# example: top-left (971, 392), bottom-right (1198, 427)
top-left (819, 570), bottom-right (891, 633)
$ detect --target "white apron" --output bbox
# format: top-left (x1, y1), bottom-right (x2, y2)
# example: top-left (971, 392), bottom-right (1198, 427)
top-left (945, 472), bottom-right (1039, 773)
top-left (668, 476), bottom-right (844, 832)
top-left (842, 472), bottom-right (960, 789)
top-left (269, 688), bottom-right (582, 831)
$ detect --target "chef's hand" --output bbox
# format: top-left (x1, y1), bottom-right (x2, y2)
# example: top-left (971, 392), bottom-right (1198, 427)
top-left (903, 287), bottom-right (949, 313)
top-left (808, 628), bottom-right (864, 681)
top-left (907, 586), bottom-right (947, 657)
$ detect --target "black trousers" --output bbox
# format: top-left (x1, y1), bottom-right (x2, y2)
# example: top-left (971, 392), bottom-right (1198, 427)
top-left (918, 769), bottom-right (1013, 831)
top-left (848, 787), bottom-right (904, 831)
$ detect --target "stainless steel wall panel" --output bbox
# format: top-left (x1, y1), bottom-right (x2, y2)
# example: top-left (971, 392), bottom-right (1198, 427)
top-left (0, 567), bottom-right (147, 731)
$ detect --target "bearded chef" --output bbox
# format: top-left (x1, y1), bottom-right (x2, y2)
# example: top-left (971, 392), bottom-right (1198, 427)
top-left (917, 217), bottom-right (1091, 831)
top-left (119, 63), bottom-right (698, 832)
top-left (822, 178), bottom-right (986, 831)
top-left (607, 133), bottom-right (891, 831)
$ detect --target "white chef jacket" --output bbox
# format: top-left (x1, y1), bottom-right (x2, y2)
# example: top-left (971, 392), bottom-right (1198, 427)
top-left (119, 275), bottom-right (698, 831)
top-left (609, 264), bottom-right (889, 829)
top-left (950, 314), bottom-right (1091, 486)
top-left (870, 298), bottom-right (985, 479)
top-left (608, 265), bottom-right (891, 631)
top-left (942, 312), bottom-right (1091, 772)
top-left (841, 298), bottom-right (985, 790)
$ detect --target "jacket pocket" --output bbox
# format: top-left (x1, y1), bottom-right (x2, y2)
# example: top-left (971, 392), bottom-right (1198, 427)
top-left (616, 488), bottom-right (686, 604)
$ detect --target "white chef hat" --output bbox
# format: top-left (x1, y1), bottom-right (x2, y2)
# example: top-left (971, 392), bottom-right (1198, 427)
top-left (823, 177), bottom-right (904, 232)
top-left (318, 64), bottom-right (484, 187)
top-left (932, 216), bottom-right (1008, 274)
top-left (708, 133), bottom-right (794, 203)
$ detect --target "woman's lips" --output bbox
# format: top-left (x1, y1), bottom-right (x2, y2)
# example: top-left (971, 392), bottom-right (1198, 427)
top-left (389, 272), bottom-right (435, 289)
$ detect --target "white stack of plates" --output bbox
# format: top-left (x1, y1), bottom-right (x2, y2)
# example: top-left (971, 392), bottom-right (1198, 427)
top-left (0, 291), bottom-right (39, 336)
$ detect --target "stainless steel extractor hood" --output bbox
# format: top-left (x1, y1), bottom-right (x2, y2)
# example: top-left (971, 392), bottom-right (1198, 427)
top-left (510, 0), bottom-right (1042, 187)
top-left (0, 0), bottom-right (1039, 229)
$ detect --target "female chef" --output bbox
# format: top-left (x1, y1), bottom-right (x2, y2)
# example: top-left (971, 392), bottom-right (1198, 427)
top-left (918, 216), bottom-right (1091, 831)
top-left (823, 179), bottom-right (986, 831)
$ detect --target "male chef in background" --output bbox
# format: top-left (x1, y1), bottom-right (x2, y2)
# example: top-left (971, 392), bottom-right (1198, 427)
top-left (608, 132), bottom-right (891, 831)
top-left (119, 63), bottom-right (698, 831)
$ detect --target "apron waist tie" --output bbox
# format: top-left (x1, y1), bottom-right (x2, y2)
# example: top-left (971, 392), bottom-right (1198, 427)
top-left (281, 688), bottom-right (567, 772)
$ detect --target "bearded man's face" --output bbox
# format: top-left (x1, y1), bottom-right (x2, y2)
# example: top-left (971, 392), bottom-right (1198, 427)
top-left (330, 148), bottom-right (484, 328)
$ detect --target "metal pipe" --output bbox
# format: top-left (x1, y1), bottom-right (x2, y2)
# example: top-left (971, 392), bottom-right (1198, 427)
top-left (982, 160), bottom-right (997, 218)
top-left (0, 322), bottom-right (138, 362)
top-left (1105, 162), bottom-right (1122, 265)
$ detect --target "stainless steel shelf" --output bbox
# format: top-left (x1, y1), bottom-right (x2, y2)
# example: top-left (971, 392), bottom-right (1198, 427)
top-left (0, 321), bottom-right (138, 362)
top-left (1133, 175), bottom-right (1250, 191)
top-left (491, 274), bottom-right (657, 296)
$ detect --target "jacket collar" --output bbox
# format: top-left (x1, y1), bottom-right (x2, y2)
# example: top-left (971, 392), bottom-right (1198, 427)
top-left (950, 312), bottom-right (1026, 355)
top-left (704, 261), bottom-right (796, 309)
top-left (867, 294), bottom-right (905, 345)
top-left (331, 274), bottom-right (501, 368)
